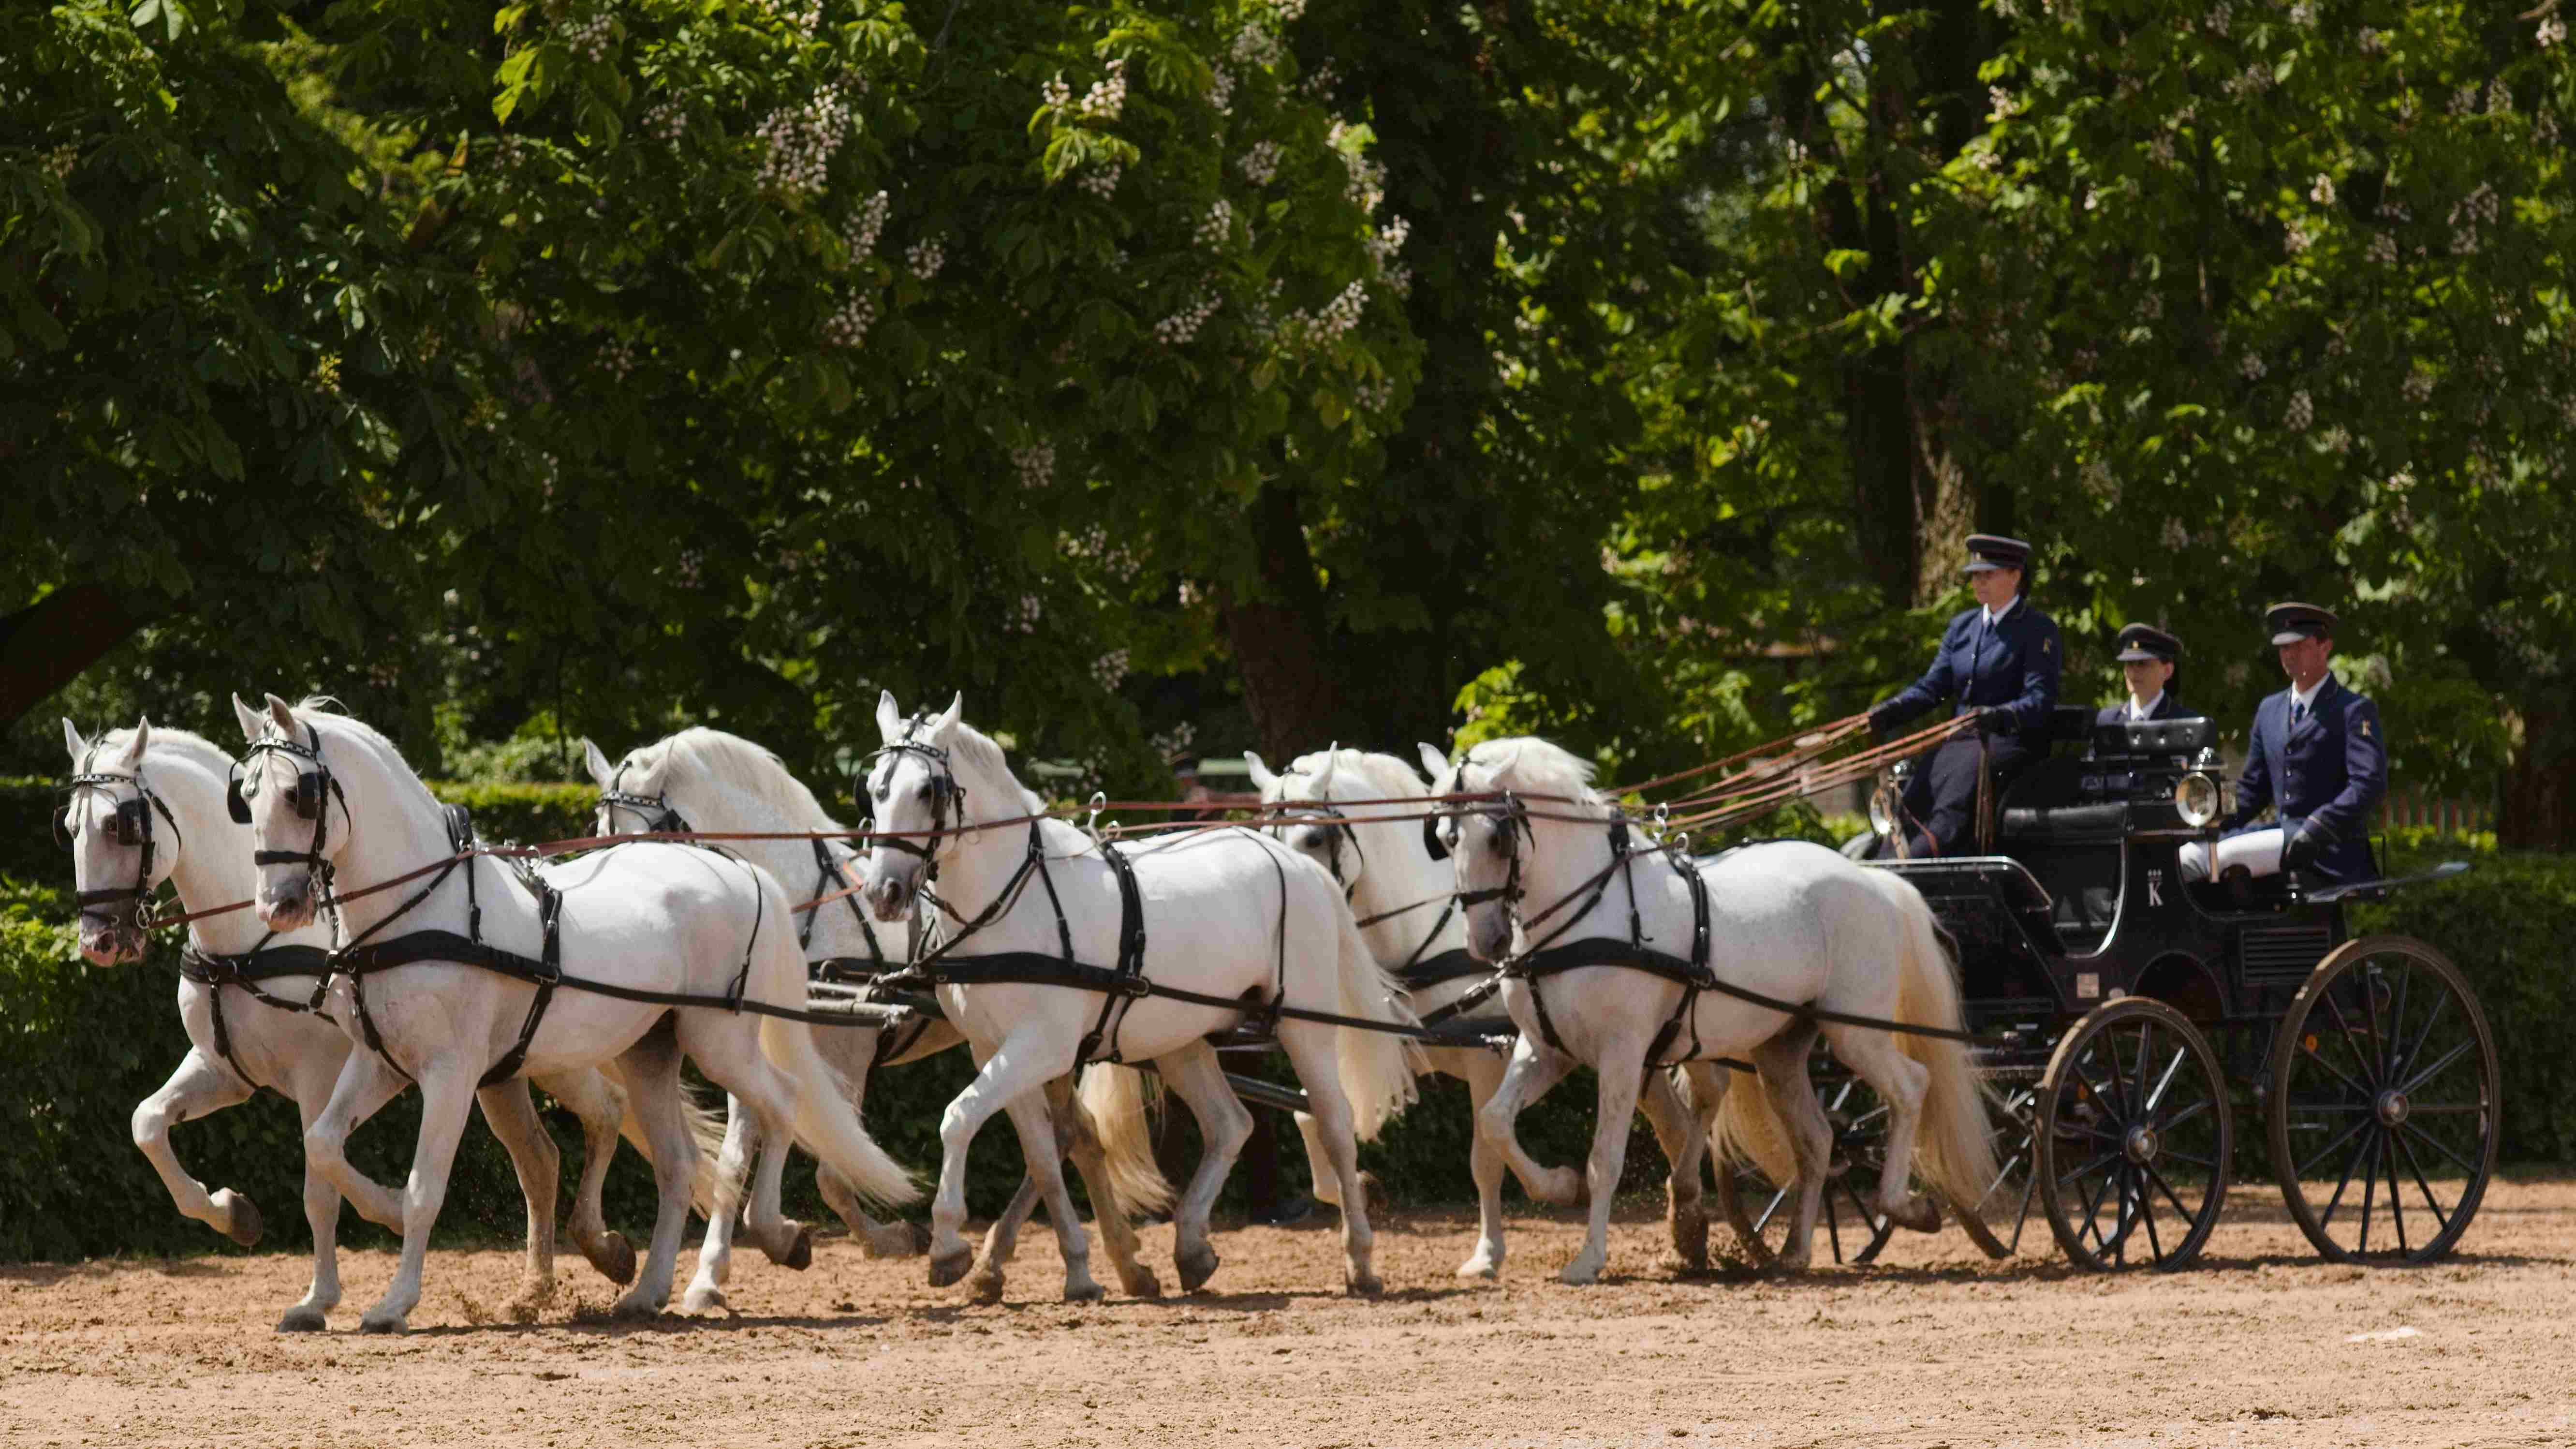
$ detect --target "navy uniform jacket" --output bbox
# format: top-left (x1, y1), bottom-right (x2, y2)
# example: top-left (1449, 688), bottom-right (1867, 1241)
top-left (2221, 675), bottom-right (2386, 882)
top-left (2096, 692), bottom-right (2185, 728)
top-left (1880, 601), bottom-right (2064, 738)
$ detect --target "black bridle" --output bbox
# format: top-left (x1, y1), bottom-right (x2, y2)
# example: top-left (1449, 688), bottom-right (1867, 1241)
top-left (863, 716), bottom-right (970, 877)
top-left (1267, 794), bottom-right (1367, 898)
top-left (597, 758), bottom-right (693, 835)
top-left (228, 721), bottom-right (348, 877)
top-left (59, 748), bottom-right (185, 922)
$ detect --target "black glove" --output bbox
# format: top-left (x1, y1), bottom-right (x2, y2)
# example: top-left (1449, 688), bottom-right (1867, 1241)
top-left (1867, 700), bottom-right (1902, 739)
top-left (2280, 822), bottom-right (2327, 871)
top-left (1971, 707), bottom-right (2012, 738)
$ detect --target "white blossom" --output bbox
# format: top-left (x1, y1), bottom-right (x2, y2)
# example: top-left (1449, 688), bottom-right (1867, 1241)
top-left (645, 98), bottom-right (688, 143)
top-left (557, 5), bottom-right (615, 62)
top-left (1078, 59), bottom-right (1128, 122)
top-left (2310, 174), bottom-right (2335, 207)
top-left (2542, 16), bottom-right (2567, 47)
top-left (1206, 67), bottom-right (1236, 115)
top-left (2205, 4), bottom-right (2231, 37)
top-left (2284, 389), bottom-right (2313, 431)
top-left (824, 292), bottom-right (876, 348)
top-left (755, 88), bottom-right (854, 201)
top-left (1090, 650), bottom-right (1131, 690)
top-left (2284, 222), bottom-right (2311, 255)
top-left (1008, 594), bottom-right (1042, 633)
top-left (1194, 199), bottom-right (1234, 250)
top-left (842, 190), bottom-right (890, 263)
top-left (1078, 163), bottom-right (1122, 200)
top-left (1238, 141), bottom-right (1281, 187)
top-left (2359, 27), bottom-right (2385, 54)
top-left (1154, 290), bottom-right (1222, 345)
top-left (907, 236), bottom-right (946, 280)
top-left (2239, 352), bottom-right (2267, 381)
top-left (2403, 370), bottom-right (2434, 403)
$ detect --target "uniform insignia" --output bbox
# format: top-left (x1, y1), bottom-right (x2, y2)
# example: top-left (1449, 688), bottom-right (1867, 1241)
top-left (2043, 637), bottom-right (2054, 654)
top-left (2358, 718), bottom-right (2371, 739)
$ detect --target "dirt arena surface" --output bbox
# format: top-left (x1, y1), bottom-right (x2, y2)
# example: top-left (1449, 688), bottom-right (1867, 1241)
top-left (5, 1176), bottom-right (2573, 1449)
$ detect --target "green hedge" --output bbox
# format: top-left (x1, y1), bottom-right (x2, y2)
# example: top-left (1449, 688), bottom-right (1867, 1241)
top-left (2352, 845), bottom-right (2576, 1165)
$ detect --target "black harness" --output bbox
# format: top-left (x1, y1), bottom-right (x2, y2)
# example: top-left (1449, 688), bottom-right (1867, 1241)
top-left (177, 939), bottom-right (332, 1088)
top-left (59, 751), bottom-right (184, 925)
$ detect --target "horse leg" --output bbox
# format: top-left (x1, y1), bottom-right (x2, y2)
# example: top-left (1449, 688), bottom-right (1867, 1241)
top-left (303, 1050), bottom-right (418, 1233)
top-left (356, 1058), bottom-right (479, 1334)
top-left (131, 1049), bottom-right (259, 1246)
top-left (1049, 1075), bottom-right (1160, 1298)
top-left (531, 1067), bottom-right (637, 1285)
top-left (1826, 1024), bottom-right (1938, 1232)
top-left (1560, 1037), bottom-right (1652, 1286)
top-left (279, 1055), bottom-right (350, 1332)
top-left (1752, 1022), bottom-right (1833, 1271)
top-left (613, 1029), bottom-right (702, 1318)
top-left (926, 1035), bottom-right (1079, 1297)
top-left (812, 1021), bottom-right (924, 1258)
top-left (680, 1093), bottom-right (759, 1313)
top-left (473, 1078), bottom-right (562, 1322)
top-left (1274, 1021), bottom-right (1382, 1295)
top-left (679, 1043), bottom-right (816, 1312)
top-left (1654, 1064), bottom-right (1729, 1272)
top-left (994, 1081), bottom-right (1105, 1303)
top-left (969, 1174), bottom-right (1045, 1301)
top-left (1442, 1046), bottom-right (1512, 1279)
top-left (1477, 1035), bottom-right (1584, 1207)
top-left (1152, 1042), bottom-right (1252, 1293)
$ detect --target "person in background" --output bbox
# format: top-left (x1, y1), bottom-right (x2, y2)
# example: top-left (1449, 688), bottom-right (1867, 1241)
top-left (2099, 622), bottom-right (2184, 726)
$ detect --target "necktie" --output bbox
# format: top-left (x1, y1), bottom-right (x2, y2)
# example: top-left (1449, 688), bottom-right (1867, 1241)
top-left (2292, 697), bottom-right (2307, 728)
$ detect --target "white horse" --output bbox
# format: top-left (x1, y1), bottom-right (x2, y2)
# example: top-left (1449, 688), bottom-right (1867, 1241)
top-left (859, 693), bottom-right (1423, 1297)
top-left (57, 718), bottom-right (700, 1330)
top-left (1431, 737), bottom-right (1995, 1283)
top-left (230, 695), bottom-right (916, 1331)
top-left (1248, 746), bottom-right (1722, 1278)
top-left (581, 728), bottom-right (1171, 1306)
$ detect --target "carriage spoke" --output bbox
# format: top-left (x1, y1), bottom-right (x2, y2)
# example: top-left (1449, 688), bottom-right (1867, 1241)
top-left (2397, 1040), bottom-right (2477, 1099)
top-left (2397, 1121), bottom-right (2483, 1179)
top-left (2356, 1139), bottom-right (2381, 1254)
top-left (2384, 1135), bottom-right (2409, 1256)
top-left (2317, 1125), bottom-right (2377, 1231)
top-left (2360, 963), bottom-right (2394, 1084)
top-left (2384, 962), bottom-right (2414, 1084)
top-left (2144, 1044), bottom-right (2189, 1113)
top-left (2155, 1149), bottom-right (2217, 1170)
top-left (2317, 992), bottom-right (2382, 1089)
top-left (2393, 1129), bottom-right (2456, 1237)
top-left (2137, 1170), bottom-right (2167, 1262)
top-left (2159, 1098), bottom-right (2212, 1130)
top-left (2390, 986), bottom-right (2451, 1088)
top-left (2294, 1033), bottom-right (2379, 1105)
top-left (2143, 1161), bottom-right (2198, 1225)
top-left (2294, 1115), bottom-right (2375, 1183)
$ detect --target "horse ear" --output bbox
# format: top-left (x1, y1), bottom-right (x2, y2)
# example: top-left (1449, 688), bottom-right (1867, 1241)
top-left (875, 690), bottom-right (903, 742)
top-left (1243, 752), bottom-right (1280, 793)
top-left (123, 717), bottom-right (151, 768)
top-left (1309, 748), bottom-right (1340, 796)
top-left (931, 691), bottom-right (965, 738)
top-left (581, 738), bottom-right (616, 786)
top-left (232, 694), bottom-right (266, 742)
top-left (1416, 741), bottom-right (1449, 783)
top-left (61, 718), bottom-right (87, 762)
top-left (265, 693), bottom-right (297, 733)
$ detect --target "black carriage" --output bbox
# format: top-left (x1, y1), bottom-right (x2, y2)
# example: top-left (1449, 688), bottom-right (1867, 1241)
top-left (1717, 707), bottom-right (2499, 1272)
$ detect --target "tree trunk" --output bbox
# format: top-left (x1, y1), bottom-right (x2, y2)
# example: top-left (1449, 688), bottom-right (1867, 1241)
top-left (0, 585), bottom-right (150, 732)
top-left (1219, 483), bottom-right (1357, 764)
top-left (2498, 692), bottom-right (2576, 848)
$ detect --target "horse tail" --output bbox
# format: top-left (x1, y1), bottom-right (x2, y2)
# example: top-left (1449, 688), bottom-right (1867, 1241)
top-left (1705, 1063), bottom-right (1798, 1185)
top-left (1327, 901), bottom-right (1425, 1141)
top-left (679, 1079), bottom-right (729, 1219)
top-left (1887, 885), bottom-right (2000, 1213)
top-left (743, 872), bottom-right (922, 1209)
top-left (1075, 1064), bottom-right (1174, 1219)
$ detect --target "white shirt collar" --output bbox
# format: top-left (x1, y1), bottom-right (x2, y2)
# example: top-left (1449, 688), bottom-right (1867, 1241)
top-left (2127, 690), bottom-right (2165, 721)
top-left (1982, 595), bottom-right (2021, 628)
top-left (2289, 674), bottom-right (2330, 712)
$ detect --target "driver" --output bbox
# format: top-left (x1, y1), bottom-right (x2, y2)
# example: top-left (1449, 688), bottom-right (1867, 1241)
top-left (1868, 533), bottom-right (2062, 858)
top-left (2180, 602), bottom-right (2386, 884)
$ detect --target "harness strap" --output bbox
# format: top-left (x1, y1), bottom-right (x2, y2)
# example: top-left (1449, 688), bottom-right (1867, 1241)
top-left (177, 938), bottom-right (331, 1087)
top-left (477, 872), bottom-right (564, 1087)
top-left (1072, 840), bottom-right (1150, 1071)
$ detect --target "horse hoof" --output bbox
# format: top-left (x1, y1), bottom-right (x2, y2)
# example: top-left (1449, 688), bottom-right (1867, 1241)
top-left (1557, 1261), bottom-right (1604, 1286)
top-left (909, 1220), bottom-right (933, 1254)
top-left (584, 1232), bottom-right (639, 1286)
top-left (1535, 1168), bottom-right (1584, 1207)
top-left (1345, 1272), bottom-right (1384, 1297)
top-left (218, 1191), bottom-right (264, 1248)
top-left (357, 1313), bottom-right (408, 1335)
top-left (1455, 1256), bottom-right (1500, 1281)
top-left (275, 1306), bottom-right (328, 1333)
top-left (1176, 1245), bottom-right (1220, 1293)
top-left (1359, 1171), bottom-right (1391, 1217)
top-left (614, 1292), bottom-right (668, 1320)
top-left (779, 1224), bottom-right (814, 1272)
top-left (1063, 1281), bottom-right (1106, 1304)
top-left (967, 1272), bottom-right (1006, 1306)
top-left (860, 1222), bottom-right (922, 1259)
top-left (927, 1248), bottom-right (973, 1288)
top-left (1668, 1211), bottom-right (1710, 1271)
top-left (1889, 1193), bottom-right (1943, 1234)
top-left (1118, 1266), bottom-right (1164, 1299)
top-left (680, 1286), bottom-right (726, 1315)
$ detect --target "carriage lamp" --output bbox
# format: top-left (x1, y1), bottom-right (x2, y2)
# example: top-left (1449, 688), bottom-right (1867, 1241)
top-left (2174, 770), bottom-right (2222, 828)
top-left (1869, 778), bottom-right (1899, 837)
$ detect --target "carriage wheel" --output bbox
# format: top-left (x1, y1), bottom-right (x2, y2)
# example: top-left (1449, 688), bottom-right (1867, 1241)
top-left (1947, 1078), bottom-right (2039, 1260)
top-left (2035, 997), bottom-right (2231, 1272)
top-left (2266, 936), bottom-right (2498, 1265)
top-left (1713, 1074), bottom-right (1898, 1268)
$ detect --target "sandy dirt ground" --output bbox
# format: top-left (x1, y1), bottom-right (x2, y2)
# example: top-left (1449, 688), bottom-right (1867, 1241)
top-left (4, 1175), bottom-right (2573, 1449)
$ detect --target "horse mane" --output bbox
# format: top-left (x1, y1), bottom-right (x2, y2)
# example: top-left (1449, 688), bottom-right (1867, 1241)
top-left (943, 719), bottom-right (1085, 849)
top-left (1463, 737), bottom-right (1608, 809)
top-left (1282, 748), bottom-right (1430, 803)
top-left (88, 724), bottom-right (234, 784)
top-left (634, 727), bottom-right (846, 831)
top-left (288, 699), bottom-right (443, 812)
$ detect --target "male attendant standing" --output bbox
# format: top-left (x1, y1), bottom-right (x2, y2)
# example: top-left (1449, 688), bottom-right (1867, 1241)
top-left (1868, 534), bottom-right (2063, 858)
top-left (2180, 603), bottom-right (2386, 884)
